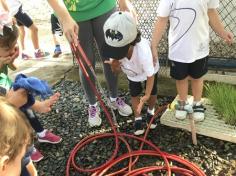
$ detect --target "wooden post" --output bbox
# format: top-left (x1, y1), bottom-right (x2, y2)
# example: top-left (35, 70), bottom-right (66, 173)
top-left (189, 114), bottom-right (197, 145)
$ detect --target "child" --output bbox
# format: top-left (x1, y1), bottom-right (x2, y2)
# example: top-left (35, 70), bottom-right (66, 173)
top-left (51, 13), bottom-right (62, 58)
top-left (151, 0), bottom-right (233, 121)
top-left (1, 0), bottom-right (50, 59)
top-left (103, 11), bottom-right (160, 135)
top-left (0, 11), bottom-right (62, 163)
top-left (0, 97), bottom-right (33, 176)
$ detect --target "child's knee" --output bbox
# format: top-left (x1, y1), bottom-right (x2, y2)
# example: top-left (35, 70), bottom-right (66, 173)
top-left (30, 24), bottom-right (38, 33)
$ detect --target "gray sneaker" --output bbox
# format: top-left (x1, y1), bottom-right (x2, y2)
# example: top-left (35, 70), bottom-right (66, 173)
top-left (110, 97), bottom-right (132, 116)
top-left (175, 101), bottom-right (192, 120)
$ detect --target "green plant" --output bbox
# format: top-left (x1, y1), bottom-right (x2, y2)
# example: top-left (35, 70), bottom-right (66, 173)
top-left (205, 83), bottom-right (236, 126)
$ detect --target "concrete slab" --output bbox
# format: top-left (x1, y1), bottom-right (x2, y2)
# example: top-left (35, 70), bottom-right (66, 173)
top-left (9, 52), bottom-right (73, 86)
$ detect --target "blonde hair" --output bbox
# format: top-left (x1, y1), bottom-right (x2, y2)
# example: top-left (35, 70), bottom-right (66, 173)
top-left (0, 97), bottom-right (33, 162)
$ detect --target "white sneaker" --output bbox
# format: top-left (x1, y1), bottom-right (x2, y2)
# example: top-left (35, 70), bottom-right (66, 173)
top-left (175, 109), bottom-right (187, 120)
top-left (110, 97), bottom-right (132, 116)
top-left (175, 101), bottom-right (189, 120)
top-left (88, 105), bottom-right (102, 127)
top-left (193, 102), bottom-right (205, 122)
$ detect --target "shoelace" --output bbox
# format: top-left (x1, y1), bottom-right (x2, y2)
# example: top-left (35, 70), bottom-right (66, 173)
top-left (116, 97), bottom-right (125, 107)
top-left (89, 106), bottom-right (97, 117)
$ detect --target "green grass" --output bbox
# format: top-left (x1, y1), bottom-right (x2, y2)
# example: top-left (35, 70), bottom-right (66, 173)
top-left (205, 83), bottom-right (236, 126)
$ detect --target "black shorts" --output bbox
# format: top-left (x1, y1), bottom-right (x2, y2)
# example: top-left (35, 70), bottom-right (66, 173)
top-left (128, 73), bottom-right (158, 97)
top-left (14, 6), bottom-right (33, 28)
top-left (170, 56), bottom-right (208, 80)
top-left (51, 14), bottom-right (63, 36)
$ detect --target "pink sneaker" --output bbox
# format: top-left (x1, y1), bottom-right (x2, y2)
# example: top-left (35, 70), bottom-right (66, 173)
top-left (34, 49), bottom-right (50, 58)
top-left (21, 53), bottom-right (32, 60)
top-left (38, 130), bottom-right (62, 144)
top-left (31, 148), bottom-right (44, 162)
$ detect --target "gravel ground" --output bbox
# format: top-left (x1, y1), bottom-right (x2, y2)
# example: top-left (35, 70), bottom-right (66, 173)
top-left (34, 80), bottom-right (236, 176)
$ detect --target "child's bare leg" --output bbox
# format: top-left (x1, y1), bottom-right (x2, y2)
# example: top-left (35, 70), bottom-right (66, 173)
top-left (146, 95), bottom-right (157, 129)
top-left (53, 34), bottom-right (60, 46)
top-left (176, 77), bottom-right (188, 101)
top-left (147, 95), bottom-right (157, 110)
top-left (131, 96), bottom-right (140, 117)
top-left (191, 77), bottom-right (203, 102)
top-left (132, 96), bottom-right (145, 135)
top-left (18, 26), bottom-right (25, 50)
top-left (31, 92), bottom-right (60, 113)
top-left (26, 160), bottom-right (38, 176)
top-left (191, 77), bottom-right (205, 121)
top-left (29, 23), bottom-right (39, 49)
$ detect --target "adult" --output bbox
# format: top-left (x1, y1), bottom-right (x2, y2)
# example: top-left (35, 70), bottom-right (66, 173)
top-left (48, 0), bottom-right (134, 127)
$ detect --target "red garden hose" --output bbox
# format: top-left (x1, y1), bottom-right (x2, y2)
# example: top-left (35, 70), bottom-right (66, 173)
top-left (66, 42), bottom-right (206, 176)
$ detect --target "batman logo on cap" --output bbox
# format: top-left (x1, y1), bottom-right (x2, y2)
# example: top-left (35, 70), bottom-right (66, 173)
top-left (105, 29), bottom-right (123, 41)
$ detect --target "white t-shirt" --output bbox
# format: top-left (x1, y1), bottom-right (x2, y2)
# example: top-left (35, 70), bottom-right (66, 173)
top-left (119, 38), bottom-right (160, 82)
top-left (157, 0), bottom-right (219, 63)
top-left (7, 0), bottom-right (22, 16)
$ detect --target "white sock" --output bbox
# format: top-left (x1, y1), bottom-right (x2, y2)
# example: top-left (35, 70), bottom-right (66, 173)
top-left (147, 108), bottom-right (155, 115)
top-left (135, 116), bottom-right (142, 121)
top-left (110, 97), bottom-right (117, 102)
top-left (35, 48), bottom-right (41, 52)
top-left (89, 102), bottom-right (97, 107)
top-left (193, 101), bottom-right (201, 106)
top-left (33, 146), bottom-right (37, 153)
top-left (37, 129), bottom-right (47, 138)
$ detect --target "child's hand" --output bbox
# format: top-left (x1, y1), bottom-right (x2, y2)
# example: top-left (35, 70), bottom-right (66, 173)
top-left (0, 45), bottom-right (19, 68)
top-left (104, 59), bottom-right (121, 74)
top-left (119, 0), bottom-right (137, 23)
top-left (137, 95), bottom-right (150, 114)
top-left (0, 56), bottom-right (12, 66)
top-left (31, 92), bottom-right (60, 113)
top-left (7, 45), bottom-right (19, 63)
top-left (222, 31), bottom-right (234, 45)
top-left (61, 16), bottom-right (79, 46)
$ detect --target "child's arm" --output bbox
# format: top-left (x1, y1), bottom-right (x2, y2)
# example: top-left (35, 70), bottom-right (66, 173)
top-left (26, 160), bottom-right (38, 176)
top-left (119, 0), bottom-right (137, 21)
top-left (0, 0), bottom-right (9, 11)
top-left (151, 17), bottom-right (169, 64)
top-left (47, 0), bottom-right (78, 45)
top-left (104, 59), bottom-right (122, 74)
top-left (137, 75), bottom-right (154, 114)
top-left (208, 9), bottom-right (234, 44)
